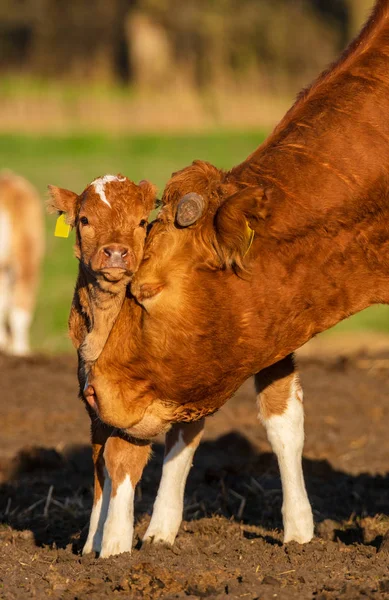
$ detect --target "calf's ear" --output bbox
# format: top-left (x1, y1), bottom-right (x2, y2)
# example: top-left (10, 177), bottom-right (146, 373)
top-left (215, 186), bottom-right (269, 269)
top-left (139, 180), bottom-right (158, 213)
top-left (47, 185), bottom-right (79, 225)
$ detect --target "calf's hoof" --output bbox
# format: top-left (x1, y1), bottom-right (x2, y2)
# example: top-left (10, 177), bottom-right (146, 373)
top-left (283, 509), bottom-right (314, 544)
top-left (99, 541), bottom-right (132, 559)
top-left (82, 535), bottom-right (102, 556)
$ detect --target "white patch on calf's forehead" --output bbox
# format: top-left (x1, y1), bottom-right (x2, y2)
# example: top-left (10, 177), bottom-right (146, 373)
top-left (91, 175), bottom-right (126, 209)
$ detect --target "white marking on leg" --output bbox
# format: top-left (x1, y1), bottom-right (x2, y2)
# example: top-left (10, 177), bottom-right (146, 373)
top-left (9, 307), bottom-right (31, 356)
top-left (83, 496), bottom-right (102, 555)
top-left (92, 175), bottom-right (126, 208)
top-left (83, 467), bottom-right (111, 555)
top-left (99, 474), bottom-right (134, 558)
top-left (0, 208), bottom-right (11, 350)
top-left (260, 377), bottom-right (314, 544)
top-left (143, 430), bottom-right (195, 545)
top-left (0, 270), bottom-right (10, 350)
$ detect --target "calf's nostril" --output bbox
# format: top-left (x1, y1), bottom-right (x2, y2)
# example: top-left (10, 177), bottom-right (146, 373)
top-left (121, 249), bottom-right (128, 258)
top-left (103, 247), bottom-right (111, 257)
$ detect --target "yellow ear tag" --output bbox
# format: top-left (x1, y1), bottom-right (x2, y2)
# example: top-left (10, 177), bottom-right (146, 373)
top-left (244, 221), bottom-right (255, 256)
top-left (54, 213), bottom-right (71, 238)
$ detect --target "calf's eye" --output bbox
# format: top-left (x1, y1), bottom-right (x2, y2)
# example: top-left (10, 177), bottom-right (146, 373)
top-left (139, 219), bottom-right (147, 227)
top-left (80, 216), bottom-right (89, 226)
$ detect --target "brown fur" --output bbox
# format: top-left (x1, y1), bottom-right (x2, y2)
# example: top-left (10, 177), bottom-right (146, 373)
top-left (0, 171), bottom-right (44, 355)
top-left (47, 176), bottom-right (156, 377)
top-left (47, 175), bottom-right (156, 510)
top-left (164, 419), bottom-right (205, 456)
top-left (255, 355), bottom-right (300, 420)
top-left (104, 433), bottom-right (151, 492)
top-left (87, 0), bottom-right (389, 435)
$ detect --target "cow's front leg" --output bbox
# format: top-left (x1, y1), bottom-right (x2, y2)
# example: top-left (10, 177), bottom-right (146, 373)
top-left (82, 418), bottom-right (113, 555)
top-left (99, 432), bottom-right (151, 558)
top-left (143, 418), bottom-right (205, 545)
top-left (255, 354), bottom-right (314, 544)
top-left (0, 269), bottom-right (10, 351)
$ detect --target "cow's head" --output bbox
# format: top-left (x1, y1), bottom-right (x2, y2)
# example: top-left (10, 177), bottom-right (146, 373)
top-left (131, 160), bottom-right (269, 307)
top-left (48, 175), bottom-right (156, 283)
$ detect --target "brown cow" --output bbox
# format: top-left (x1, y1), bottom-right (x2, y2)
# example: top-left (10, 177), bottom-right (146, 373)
top-left (48, 174), bottom-right (156, 557)
top-left (84, 0), bottom-right (389, 554)
top-left (0, 171), bottom-right (44, 355)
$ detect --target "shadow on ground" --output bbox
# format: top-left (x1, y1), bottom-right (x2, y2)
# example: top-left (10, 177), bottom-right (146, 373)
top-left (1, 432), bottom-right (388, 552)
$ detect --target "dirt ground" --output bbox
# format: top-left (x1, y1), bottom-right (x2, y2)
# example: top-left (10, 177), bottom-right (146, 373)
top-left (2, 338), bottom-right (389, 599)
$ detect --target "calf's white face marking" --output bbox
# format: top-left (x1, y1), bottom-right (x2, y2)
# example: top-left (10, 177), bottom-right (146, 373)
top-left (91, 175), bottom-right (126, 209)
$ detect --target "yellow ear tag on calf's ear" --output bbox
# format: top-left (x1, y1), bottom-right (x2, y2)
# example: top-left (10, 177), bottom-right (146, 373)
top-left (54, 213), bottom-right (71, 238)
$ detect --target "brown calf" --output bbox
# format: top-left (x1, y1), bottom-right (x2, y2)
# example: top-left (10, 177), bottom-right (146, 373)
top-left (48, 174), bottom-right (156, 557)
top-left (0, 171), bottom-right (44, 355)
top-left (85, 0), bottom-right (389, 552)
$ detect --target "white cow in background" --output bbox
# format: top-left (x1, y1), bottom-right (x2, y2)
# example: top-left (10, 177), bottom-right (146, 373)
top-left (0, 171), bottom-right (44, 355)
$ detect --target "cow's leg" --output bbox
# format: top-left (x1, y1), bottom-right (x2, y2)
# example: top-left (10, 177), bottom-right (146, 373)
top-left (99, 432), bottom-right (151, 558)
top-left (143, 418), bottom-right (205, 545)
top-left (0, 268), bottom-right (10, 350)
top-left (82, 418), bottom-right (113, 555)
top-left (0, 206), bottom-right (11, 350)
top-left (255, 354), bottom-right (314, 544)
top-left (9, 260), bottom-right (39, 356)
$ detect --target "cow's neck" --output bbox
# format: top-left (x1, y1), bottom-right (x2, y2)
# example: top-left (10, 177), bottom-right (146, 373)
top-left (225, 0), bottom-right (389, 368)
top-left (77, 264), bottom-right (129, 371)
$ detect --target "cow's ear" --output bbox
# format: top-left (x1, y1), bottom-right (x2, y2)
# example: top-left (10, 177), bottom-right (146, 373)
top-left (139, 180), bottom-right (158, 213)
top-left (215, 186), bottom-right (269, 269)
top-left (47, 185), bottom-right (79, 225)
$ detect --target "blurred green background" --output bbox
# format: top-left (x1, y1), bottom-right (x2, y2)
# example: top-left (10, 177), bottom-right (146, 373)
top-left (6, 131), bottom-right (269, 352)
top-left (0, 130), bottom-right (383, 354)
top-left (1, 0), bottom-right (387, 354)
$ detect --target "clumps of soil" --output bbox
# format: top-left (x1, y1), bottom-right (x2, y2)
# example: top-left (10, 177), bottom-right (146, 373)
top-left (1, 350), bottom-right (389, 598)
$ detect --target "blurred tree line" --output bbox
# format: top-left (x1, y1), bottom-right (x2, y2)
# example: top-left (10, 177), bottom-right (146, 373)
top-left (0, 0), bottom-right (374, 94)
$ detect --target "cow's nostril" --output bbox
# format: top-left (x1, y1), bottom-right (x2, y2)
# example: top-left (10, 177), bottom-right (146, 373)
top-left (103, 247), bottom-right (111, 257)
top-left (121, 249), bottom-right (128, 258)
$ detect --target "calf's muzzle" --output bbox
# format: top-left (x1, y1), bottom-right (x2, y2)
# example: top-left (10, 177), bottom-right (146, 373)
top-left (100, 243), bottom-right (134, 270)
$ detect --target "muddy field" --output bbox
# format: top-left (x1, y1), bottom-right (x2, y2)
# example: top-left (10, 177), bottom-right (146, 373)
top-left (2, 340), bottom-right (389, 599)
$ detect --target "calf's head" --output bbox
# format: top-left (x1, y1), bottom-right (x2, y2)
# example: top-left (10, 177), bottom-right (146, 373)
top-left (131, 160), bottom-right (268, 306)
top-left (48, 175), bottom-right (156, 283)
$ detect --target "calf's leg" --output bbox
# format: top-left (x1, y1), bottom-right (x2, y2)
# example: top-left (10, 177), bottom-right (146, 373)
top-left (0, 268), bottom-right (10, 350)
top-left (143, 418), bottom-right (205, 545)
top-left (9, 260), bottom-right (39, 356)
top-left (82, 418), bottom-right (113, 555)
top-left (100, 432), bottom-right (151, 558)
top-left (255, 354), bottom-right (314, 544)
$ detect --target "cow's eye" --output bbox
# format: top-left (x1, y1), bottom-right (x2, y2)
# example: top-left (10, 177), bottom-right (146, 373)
top-left (139, 219), bottom-right (147, 227)
top-left (80, 216), bottom-right (89, 226)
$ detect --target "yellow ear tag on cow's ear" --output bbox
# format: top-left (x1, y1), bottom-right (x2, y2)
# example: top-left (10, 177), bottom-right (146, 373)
top-left (54, 213), bottom-right (71, 238)
top-left (244, 221), bottom-right (255, 257)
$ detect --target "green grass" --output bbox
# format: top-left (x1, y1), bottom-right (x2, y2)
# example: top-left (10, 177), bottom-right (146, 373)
top-left (0, 131), bottom-right (268, 352)
top-left (0, 132), bottom-right (388, 353)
